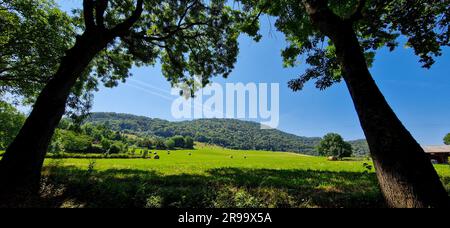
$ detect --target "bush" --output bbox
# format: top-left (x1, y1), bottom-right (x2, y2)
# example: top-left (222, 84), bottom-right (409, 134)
top-left (154, 138), bottom-right (166, 150)
top-left (139, 138), bottom-right (154, 149)
top-left (109, 142), bottom-right (126, 154)
top-left (60, 130), bottom-right (93, 153)
top-left (184, 136), bottom-right (194, 149)
top-left (165, 139), bottom-right (175, 150)
top-left (171, 136), bottom-right (185, 148)
top-left (101, 138), bottom-right (112, 151)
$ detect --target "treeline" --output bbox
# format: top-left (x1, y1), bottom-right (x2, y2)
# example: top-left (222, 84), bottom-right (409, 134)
top-left (86, 112), bottom-right (323, 155)
top-left (348, 139), bottom-right (371, 157)
top-left (1, 106), bottom-right (370, 156)
top-left (47, 119), bottom-right (195, 154)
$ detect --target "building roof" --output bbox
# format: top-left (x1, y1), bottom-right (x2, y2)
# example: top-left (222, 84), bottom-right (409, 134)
top-left (422, 145), bottom-right (450, 154)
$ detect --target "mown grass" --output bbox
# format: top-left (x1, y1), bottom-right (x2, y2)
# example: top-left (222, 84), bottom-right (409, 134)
top-left (35, 146), bottom-right (450, 208)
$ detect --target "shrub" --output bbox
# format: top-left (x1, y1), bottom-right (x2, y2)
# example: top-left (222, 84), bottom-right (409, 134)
top-left (165, 139), bottom-right (175, 150)
top-left (184, 136), bottom-right (194, 149)
top-left (60, 130), bottom-right (93, 153)
top-left (171, 135), bottom-right (185, 148)
top-left (154, 138), bottom-right (166, 149)
top-left (101, 138), bottom-right (112, 151)
top-left (109, 142), bottom-right (126, 154)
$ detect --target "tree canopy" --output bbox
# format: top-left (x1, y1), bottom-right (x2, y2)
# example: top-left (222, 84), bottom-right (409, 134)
top-left (1, 0), bottom-right (261, 116)
top-left (316, 133), bottom-right (353, 158)
top-left (72, 0), bottom-right (261, 97)
top-left (238, 0), bottom-right (450, 91)
top-left (0, 0), bottom-right (74, 103)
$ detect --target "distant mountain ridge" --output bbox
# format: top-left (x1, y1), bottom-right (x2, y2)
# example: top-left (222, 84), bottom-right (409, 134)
top-left (86, 112), bottom-right (369, 156)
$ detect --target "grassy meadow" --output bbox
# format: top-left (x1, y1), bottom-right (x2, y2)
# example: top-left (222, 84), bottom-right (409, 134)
top-left (2, 145), bottom-right (449, 208)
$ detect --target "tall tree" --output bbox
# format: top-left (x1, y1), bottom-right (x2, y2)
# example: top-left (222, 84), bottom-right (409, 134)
top-left (240, 0), bottom-right (449, 207)
top-left (0, 0), bottom-right (258, 202)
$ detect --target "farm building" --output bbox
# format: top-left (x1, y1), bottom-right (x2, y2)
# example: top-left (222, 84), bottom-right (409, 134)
top-left (422, 146), bottom-right (450, 164)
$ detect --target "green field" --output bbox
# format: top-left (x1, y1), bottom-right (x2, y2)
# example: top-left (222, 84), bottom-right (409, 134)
top-left (8, 145), bottom-right (450, 208)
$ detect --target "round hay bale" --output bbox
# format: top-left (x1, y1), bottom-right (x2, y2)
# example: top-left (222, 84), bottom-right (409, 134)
top-left (327, 156), bottom-right (338, 161)
top-left (154, 155), bottom-right (160, 160)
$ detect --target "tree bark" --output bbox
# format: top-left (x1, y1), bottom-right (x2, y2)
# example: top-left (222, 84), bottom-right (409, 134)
top-left (0, 31), bottom-right (109, 204)
top-left (304, 1), bottom-right (449, 208)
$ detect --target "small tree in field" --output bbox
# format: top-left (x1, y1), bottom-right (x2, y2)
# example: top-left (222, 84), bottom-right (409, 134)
top-left (317, 133), bottom-right (353, 159)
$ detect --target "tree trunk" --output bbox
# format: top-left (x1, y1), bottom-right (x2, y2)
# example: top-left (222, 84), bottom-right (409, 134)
top-left (0, 31), bottom-right (109, 204)
top-left (305, 3), bottom-right (449, 207)
top-left (337, 25), bottom-right (448, 208)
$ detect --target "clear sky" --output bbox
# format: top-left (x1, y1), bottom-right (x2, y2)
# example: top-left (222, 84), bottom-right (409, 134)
top-left (57, 1), bottom-right (450, 145)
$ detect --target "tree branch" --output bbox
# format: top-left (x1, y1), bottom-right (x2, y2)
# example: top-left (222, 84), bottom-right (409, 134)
top-left (302, 0), bottom-right (344, 37)
top-left (348, 0), bottom-right (366, 22)
top-left (83, 0), bottom-right (96, 31)
top-left (109, 0), bottom-right (144, 38)
top-left (95, 0), bottom-right (109, 28)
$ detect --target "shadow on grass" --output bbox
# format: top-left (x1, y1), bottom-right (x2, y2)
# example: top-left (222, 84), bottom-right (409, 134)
top-left (35, 165), bottom-right (387, 208)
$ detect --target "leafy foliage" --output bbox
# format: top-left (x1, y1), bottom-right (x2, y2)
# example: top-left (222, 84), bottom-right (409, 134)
top-left (2, 0), bottom-right (261, 122)
top-left (70, 0), bottom-right (261, 100)
top-left (0, 0), bottom-right (75, 102)
top-left (238, 0), bottom-right (450, 91)
top-left (348, 139), bottom-right (370, 157)
top-left (57, 129), bottom-right (93, 153)
top-left (184, 136), bottom-right (194, 149)
top-left (0, 101), bottom-right (25, 149)
top-left (444, 133), bottom-right (450, 146)
top-left (164, 139), bottom-right (175, 150)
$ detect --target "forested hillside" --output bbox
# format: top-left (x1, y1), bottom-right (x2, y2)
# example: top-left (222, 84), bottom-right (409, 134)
top-left (86, 112), bottom-right (323, 154)
top-left (348, 139), bottom-right (371, 157)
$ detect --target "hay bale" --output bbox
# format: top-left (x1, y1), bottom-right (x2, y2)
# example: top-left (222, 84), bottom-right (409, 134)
top-left (327, 156), bottom-right (338, 161)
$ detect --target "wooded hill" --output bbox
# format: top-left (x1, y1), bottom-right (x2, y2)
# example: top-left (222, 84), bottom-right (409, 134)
top-left (85, 112), bottom-right (370, 156)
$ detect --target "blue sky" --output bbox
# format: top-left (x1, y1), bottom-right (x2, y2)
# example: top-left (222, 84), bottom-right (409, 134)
top-left (58, 1), bottom-right (450, 145)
